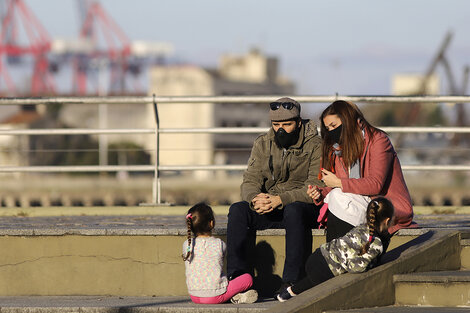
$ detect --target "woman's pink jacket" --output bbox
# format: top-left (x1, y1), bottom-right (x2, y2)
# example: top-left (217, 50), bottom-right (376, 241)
top-left (316, 130), bottom-right (415, 234)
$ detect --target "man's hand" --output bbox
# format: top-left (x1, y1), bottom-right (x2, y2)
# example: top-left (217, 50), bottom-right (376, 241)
top-left (266, 194), bottom-right (282, 210)
top-left (321, 168), bottom-right (342, 188)
top-left (307, 185), bottom-right (321, 200)
top-left (252, 193), bottom-right (282, 214)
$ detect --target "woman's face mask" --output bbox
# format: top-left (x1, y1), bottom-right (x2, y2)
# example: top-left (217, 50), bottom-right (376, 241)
top-left (323, 114), bottom-right (343, 143)
top-left (328, 124), bottom-right (343, 143)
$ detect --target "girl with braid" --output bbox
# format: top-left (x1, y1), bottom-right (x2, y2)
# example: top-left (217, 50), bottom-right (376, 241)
top-left (276, 197), bottom-right (394, 302)
top-left (182, 202), bottom-right (258, 304)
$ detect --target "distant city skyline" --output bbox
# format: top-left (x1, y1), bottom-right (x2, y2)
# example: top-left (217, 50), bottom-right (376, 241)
top-left (15, 0), bottom-right (470, 97)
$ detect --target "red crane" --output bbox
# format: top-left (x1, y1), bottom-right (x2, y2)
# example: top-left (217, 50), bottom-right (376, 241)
top-left (73, 0), bottom-right (133, 95)
top-left (0, 0), bottom-right (55, 95)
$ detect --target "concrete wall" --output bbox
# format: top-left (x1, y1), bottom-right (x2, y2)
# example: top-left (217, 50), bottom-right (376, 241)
top-left (461, 238), bottom-right (470, 269)
top-left (0, 235), bottom-right (182, 296)
top-left (0, 230), bottom-right (422, 297)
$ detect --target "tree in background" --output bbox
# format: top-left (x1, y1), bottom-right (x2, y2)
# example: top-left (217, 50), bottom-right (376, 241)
top-left (361, 102), bottom-right (448, 127)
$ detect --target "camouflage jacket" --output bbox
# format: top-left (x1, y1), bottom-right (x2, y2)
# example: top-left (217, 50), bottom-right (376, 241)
top-left (320, 224), bottom-right (383, 276)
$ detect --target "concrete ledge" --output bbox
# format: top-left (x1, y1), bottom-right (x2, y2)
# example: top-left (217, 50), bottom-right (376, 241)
top-left (325, 306), bottom-right (470, 312)
top-left (0, 227), bottom-right (435, 237)
top-left (0, 211), bottom-right (465, 297)
top-left (265, 230), bottom-right (462, 313)
top-left (0, 296), bottom-right (275, 313)
top-left (1, 205), bottom-right (470, 217)
top-left (394, 270), bottom-right (470, 283)
top-left (0, 224), bottom-right (424, 296)
top-left (393, 270), bottom-right (470, 306)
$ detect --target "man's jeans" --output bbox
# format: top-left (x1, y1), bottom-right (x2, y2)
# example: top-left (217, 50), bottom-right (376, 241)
top-left (227, 201), bottom-right (319, 284)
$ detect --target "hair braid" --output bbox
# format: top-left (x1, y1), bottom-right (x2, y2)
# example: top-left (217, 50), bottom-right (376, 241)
top-left (182, 214), bottom-right (193, 261)
top-left (181, 203), bottom-right (215, 262)
top-left (361, 200), bottom-right (378, 255)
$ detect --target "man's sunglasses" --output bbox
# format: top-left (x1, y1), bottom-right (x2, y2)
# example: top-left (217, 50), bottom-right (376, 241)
top-left (270, 102), bottom-right (296, 110)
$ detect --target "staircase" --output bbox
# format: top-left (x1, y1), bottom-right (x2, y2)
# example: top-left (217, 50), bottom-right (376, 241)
top-left (324, 231), bottom-right (470, 312)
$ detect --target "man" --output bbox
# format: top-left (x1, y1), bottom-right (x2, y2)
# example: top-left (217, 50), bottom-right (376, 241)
top-left (227, 97), bottom-right (323, 290)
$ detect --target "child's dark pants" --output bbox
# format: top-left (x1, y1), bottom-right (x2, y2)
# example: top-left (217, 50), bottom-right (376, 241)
top-left (291, 248), bottom-right (334, 294)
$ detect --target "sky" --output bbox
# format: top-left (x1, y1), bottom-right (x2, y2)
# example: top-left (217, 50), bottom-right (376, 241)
top-left (14, 1), bottom-right (470, 97)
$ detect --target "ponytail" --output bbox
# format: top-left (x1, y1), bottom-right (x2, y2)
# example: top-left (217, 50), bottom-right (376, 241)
top-left (181, 202), bottom-right (215, 262)
top-left (360, 197), bottom-right (394, 255)
top-left (360, 200), bottom-right (379, 255)
top-left (182, 213), bottom-right (193, 261)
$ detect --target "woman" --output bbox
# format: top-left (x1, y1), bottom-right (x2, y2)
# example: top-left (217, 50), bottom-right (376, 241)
top-left (308, 100), bottom-right (415, 242)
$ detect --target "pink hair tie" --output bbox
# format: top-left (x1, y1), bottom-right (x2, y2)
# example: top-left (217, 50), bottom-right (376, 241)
top-left (368, 235), bottom-right (374, 243)
top-left (186, 213), bottom-right (192, 220)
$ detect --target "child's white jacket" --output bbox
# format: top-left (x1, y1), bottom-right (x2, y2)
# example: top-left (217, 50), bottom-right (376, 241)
top-left (183, 237), bottom-right (228, 297)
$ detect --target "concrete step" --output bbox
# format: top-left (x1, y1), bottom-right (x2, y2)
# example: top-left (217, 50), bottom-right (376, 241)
top-left (460, 235), bottom-right (470, 270)
top-left (325, 305), bottom-right (470, 312)
top-left (0, 296), bottom-right (277, 312)
top-left (393, 270), bottom-right (470, 306)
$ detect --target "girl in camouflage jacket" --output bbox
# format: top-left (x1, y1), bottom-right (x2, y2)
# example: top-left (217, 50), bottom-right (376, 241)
top-left (276, 197), bottom-right (394, 302)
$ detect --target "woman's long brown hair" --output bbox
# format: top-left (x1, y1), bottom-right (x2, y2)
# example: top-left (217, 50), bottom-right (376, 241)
top-left (320, 100), bottom-right (383, 170)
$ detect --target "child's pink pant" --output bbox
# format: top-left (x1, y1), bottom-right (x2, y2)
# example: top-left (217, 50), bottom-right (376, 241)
top-left (190, 273), bottom-right (253, 304)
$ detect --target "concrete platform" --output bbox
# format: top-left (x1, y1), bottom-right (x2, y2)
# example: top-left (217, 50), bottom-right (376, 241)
top-left (325, 306), bottom-right (470, 312)
top-left (0, 296), bottom-right (277, 312)
top-left (0, 207), bottom-right (469, 311)
top-left (393, 270), bottom-right (470, 307)
top-left (394, 270), bottom-right (470, 283)
top-left (0, 208), bottom-right (469, 235)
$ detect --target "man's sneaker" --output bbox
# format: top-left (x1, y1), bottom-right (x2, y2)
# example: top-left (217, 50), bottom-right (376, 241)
top-left (276, 286), bottom-right (295, 302)
top-left (230, 289), bottom-right (258, 304)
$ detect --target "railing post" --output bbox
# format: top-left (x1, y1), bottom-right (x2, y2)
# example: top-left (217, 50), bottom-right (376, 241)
top-left (152, 94), bottom-right (161, 204)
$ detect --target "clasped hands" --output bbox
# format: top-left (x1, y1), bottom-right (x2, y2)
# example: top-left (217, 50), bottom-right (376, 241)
top-left (253, 169), bottom-right (341, 213)
top-left (252, 193), bottom-right (282, 214)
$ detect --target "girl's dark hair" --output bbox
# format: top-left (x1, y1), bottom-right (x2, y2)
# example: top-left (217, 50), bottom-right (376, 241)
top-left (320, 100), bottom-right (383, 170)
top-left (360, 197), bottom-right (395, 255)
top-left (182, 202), bottom-right (215, 261)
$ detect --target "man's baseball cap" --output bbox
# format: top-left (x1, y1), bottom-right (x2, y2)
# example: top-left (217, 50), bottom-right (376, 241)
top-left (269, 97), bottom-right (301, 121)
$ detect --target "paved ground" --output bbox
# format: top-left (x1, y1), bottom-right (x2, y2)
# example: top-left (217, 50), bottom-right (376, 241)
top-left (0, 296), bottom-right (276, 312)
top-left (0, 212), bottom-right (469, 232)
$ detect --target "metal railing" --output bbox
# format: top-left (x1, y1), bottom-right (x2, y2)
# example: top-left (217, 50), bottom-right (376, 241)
top-left (0, 95), bottom-right (469, 204)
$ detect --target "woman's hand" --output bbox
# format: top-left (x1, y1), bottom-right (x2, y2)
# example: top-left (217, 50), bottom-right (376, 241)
top-left (307, 185), bottom-right (321, 200)
top-left (321, 169), bottom-right (343, 188)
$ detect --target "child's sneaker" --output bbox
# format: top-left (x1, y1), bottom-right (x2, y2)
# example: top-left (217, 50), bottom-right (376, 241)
top-left (276, 286), bottom-right (296, 302)
top-left (230, 289), bottom-right (258, 304)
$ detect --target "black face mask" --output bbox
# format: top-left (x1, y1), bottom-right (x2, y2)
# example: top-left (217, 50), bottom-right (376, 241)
top-left (328, 124), bottom-right (343, 143)
top-left (274, 126), bottom-right (300, 149)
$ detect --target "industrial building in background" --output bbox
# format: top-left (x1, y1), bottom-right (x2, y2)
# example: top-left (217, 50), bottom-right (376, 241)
top-left (148, 48), bottom-right (294, 179)
top-left (60, 48), bottom-right (295, 179)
